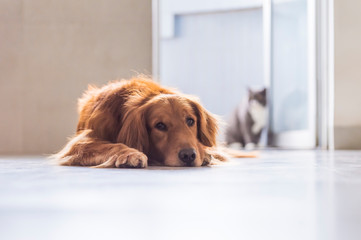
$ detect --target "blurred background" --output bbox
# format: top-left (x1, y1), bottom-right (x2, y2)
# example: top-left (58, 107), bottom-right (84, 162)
top-left (0, 0), bottom-right (360, 155)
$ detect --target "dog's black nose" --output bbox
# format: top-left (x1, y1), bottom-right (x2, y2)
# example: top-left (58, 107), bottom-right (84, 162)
top-left (178, 148), bottom-right (196, 164)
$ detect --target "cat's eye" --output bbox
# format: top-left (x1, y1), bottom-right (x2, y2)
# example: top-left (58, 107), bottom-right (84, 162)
top-left (155, 122), bottom-right (167, 131)
top-left (186, 117), bottom-right (195, 127)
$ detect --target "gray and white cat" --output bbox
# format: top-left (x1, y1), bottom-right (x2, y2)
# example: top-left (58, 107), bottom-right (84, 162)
top-left (225, 88), bottom-right (267, 149)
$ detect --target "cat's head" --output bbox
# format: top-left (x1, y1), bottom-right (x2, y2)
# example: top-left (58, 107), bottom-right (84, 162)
top-left (248, 88), bottom-right (267, 106)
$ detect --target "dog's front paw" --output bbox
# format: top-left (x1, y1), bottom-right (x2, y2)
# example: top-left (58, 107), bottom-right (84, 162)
top-left (93, 148), bottom-right (148, 168)
top-left (203, 148), bottom-right (228, 166)
top-left (115, 150), bottom-right (148, 168)
top-left (202, 152), bottom-right (212, 166)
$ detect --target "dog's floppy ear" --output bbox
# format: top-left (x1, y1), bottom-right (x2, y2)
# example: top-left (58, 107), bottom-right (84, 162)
top-left (187, 97), bottom-right (218, 147)
top-left (117, 102), bottom-right (149, 153)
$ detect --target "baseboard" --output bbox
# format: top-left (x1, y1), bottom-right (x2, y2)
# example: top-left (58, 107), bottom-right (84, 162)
top-left (335, 126), bottom-right (361, 150)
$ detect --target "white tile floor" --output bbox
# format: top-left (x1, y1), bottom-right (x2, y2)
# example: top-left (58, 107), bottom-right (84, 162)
top-left (1, 150), bottom-right (361, 240)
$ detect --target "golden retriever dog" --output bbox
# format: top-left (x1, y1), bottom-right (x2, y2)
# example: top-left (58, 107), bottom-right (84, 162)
top-left (54, 76), bottom-right (255, 168)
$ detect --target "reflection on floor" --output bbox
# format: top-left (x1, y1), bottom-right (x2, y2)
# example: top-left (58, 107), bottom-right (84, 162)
top-left (1, 151), bottom-right (361, 240)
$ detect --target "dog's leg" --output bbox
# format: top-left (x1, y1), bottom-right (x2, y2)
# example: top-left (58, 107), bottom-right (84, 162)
top-left (204, 146), bottom-right (258, 165)
top-left (53, 130), bottom-right (148, 168)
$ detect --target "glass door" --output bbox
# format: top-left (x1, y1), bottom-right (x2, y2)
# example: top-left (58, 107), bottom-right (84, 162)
top-left (269, 0), bottom-right (316, 148)
top-left (154, 0), bottom-right (318, 148)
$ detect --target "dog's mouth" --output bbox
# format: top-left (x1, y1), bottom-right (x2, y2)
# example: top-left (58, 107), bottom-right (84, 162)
top-left (149, 159), bottom-right (208, 167)
top-left (148, 148), bottom-right (209, 167)
top-left (182, 161), bottom-right (195, 167)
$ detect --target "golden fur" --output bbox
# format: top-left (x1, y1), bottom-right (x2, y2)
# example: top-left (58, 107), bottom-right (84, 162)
top-left (54, 76), bottom-right (255, 168)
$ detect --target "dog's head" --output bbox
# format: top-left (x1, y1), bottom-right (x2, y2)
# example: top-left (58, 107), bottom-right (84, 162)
top-left (117, 94), bottom-right (218, 167)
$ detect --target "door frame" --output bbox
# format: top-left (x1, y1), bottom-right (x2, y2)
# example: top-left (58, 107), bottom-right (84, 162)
top-left (316, 0), bottom-right (334, 150)
top-left (152, 0), bottom-right (335, 149)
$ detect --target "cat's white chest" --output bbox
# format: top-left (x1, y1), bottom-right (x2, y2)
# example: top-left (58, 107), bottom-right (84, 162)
top-left (249, 100), bottom-right (267, 134)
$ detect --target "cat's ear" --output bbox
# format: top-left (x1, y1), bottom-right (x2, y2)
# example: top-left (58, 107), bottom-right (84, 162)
top-left (248, 87), bottom-right (254, 101)
top-left (261, 88), bottom-right (267, 95)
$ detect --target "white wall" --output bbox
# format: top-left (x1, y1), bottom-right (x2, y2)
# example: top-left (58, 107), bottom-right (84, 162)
top-left (334, 0), bottom-right (361, 149)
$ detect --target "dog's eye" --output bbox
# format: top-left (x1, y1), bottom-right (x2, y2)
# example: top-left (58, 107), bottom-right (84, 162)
top-left (186, 117), bottom-right (195, 127)
top-left (155, 122), bottom-right (167, 131)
